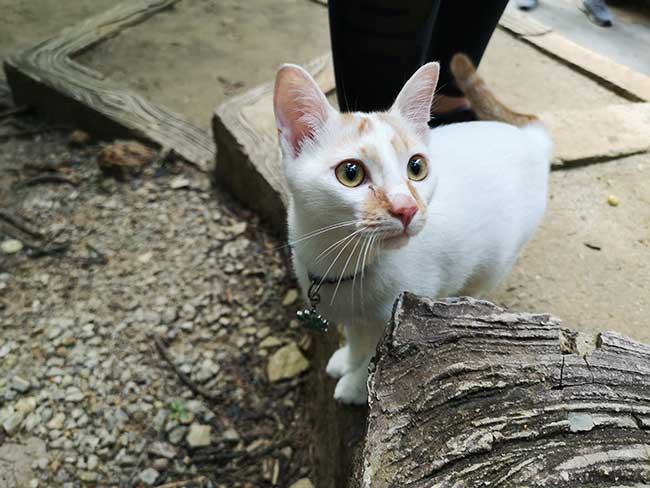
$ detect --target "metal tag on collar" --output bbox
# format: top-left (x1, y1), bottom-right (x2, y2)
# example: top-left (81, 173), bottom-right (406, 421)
top-left (296, 279), bottom-right (329, 333)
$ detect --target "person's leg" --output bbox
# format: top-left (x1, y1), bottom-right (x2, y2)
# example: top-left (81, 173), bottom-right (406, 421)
top-left (427, 0), bottom-right (509, 123)
top-left (328, 0), bottom-right (440, 113)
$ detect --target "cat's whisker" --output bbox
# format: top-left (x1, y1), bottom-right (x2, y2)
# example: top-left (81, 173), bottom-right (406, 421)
top-left (284, 220), bottom-right (358, 247)
top-left (360, 230), bottom-right (377, 317)
top-left (314, 227), bottom-right (367, 263)
top-left (350, 233), bottom-right (369, 316)
top-left (316, 231), bottom-right (362, 292)
top-left (330, 232), bottom-right (364, 305)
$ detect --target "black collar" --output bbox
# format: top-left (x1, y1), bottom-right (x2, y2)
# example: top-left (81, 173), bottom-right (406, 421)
top-left (307, 269), bottom-right (360, 286)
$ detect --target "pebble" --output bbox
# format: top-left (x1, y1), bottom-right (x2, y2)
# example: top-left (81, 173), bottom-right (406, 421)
top-left (223, 428), bottom-right (240, 443)
top-left (186, 423), bottom-right (211, 447)
top-left (47, 413), bottom-right (65, 430)
top-left (267, 343), bottom-right (310, 382)
top-left (2, 410), bottom-right (25, 435)
top-left (12, 375), bottom-right (31, 392)
top-left (168, 426), bottom-right (187, 445)
top-left (607, 194), bottom-right (620, 206)
top-left (1, 239), bottom-right (23, 254)
top-left (148, 441), bottom-right (177, 459)
top-left (170, 176), bottom-right (190, 189)
top-left (282, 289), bottom-right (299, 306)
top-left (289, 479), bottom-right (315, 488)
top-left (138, 468), bottom-right (159, 485)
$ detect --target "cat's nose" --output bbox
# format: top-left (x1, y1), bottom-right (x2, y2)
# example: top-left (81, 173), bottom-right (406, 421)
top-left (389, 195), bottom-right (418, 229)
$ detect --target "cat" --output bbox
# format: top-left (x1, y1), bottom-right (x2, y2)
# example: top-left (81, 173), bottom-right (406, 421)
top-left (273, 54), bottom-right (552, 404)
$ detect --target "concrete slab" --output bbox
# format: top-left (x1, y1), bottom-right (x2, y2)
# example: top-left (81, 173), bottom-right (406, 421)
top-left (490, 152), bottom-right (650, 344)
top-left (521, 0), bottom-right (650, 76)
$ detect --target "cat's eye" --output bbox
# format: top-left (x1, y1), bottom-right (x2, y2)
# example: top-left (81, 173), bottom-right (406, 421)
top-left (335, 160), bottom-right (366, 188)
top-left (407, 154), bottom-right (428, 181)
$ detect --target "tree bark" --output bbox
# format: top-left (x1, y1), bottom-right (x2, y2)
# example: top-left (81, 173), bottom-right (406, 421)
top-left (360, 294), bottom-right (650, 487)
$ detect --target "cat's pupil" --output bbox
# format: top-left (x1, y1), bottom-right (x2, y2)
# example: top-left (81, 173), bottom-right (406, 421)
top-left (345, 163), bottom-right (358, 181)
top-left (409, 158), bottom-right (422, 175)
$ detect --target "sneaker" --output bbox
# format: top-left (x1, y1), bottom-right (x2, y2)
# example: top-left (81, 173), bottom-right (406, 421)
top-left (516, 0), bottom-right (539, 11)
top-left (581, 0), bottom-right (614, 27)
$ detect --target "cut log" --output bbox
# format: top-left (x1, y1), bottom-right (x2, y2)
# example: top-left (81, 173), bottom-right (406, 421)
top-left (3, 0), bottom-right (214, 171)
top-left (358, 294), bottom-right (650, 487)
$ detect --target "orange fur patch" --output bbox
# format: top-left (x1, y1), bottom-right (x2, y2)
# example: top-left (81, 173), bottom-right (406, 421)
top-left (407, 180), bottom-right (426, 212)
top-left (357, 117), bottom-right (370, 135)
top-left (363, 185), bottom-right (393, 221)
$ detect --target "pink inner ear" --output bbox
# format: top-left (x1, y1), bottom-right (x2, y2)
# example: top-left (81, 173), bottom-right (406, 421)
top-left (391, 62), bottom-right (440, 138)
top-left (274, 65), bottom-right (332, 158)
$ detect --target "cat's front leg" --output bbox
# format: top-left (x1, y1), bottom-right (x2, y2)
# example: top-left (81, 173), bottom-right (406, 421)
top-left (334, 356), bottom-right (373, 404)
top-left (329, 322), bottom-right (385, 404)
top-left (326, 323), bottom-right (383, 379)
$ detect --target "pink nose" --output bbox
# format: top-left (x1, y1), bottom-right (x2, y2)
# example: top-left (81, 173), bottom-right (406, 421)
top-left (389, 195), bottom-right (418, 229)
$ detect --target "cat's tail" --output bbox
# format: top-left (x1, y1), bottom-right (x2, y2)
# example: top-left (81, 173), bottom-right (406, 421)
top-left (450, 53), bottom-right (538, 128)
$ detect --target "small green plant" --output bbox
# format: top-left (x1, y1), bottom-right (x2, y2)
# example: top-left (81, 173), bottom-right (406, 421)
top-left (169, 401), bottom-right (190, 423)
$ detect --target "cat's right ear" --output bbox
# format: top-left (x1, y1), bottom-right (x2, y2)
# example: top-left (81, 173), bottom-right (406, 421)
top-left (274, 64), bottom-right (335, 159)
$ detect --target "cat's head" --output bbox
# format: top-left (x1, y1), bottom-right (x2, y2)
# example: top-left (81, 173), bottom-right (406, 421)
top-left (273, 62), bottom-right (439, 250)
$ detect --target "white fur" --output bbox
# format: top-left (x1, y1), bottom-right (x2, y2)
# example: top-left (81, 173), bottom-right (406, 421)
top-left (274, 65), bottom-right (552, 404)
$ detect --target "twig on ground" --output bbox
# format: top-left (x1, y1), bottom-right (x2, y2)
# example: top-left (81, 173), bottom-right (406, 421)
top-left (191, 439), bottom-right (290, 464)
top-left (80, 244), bottom-right (108, 267)
top-left (26, 242), bottom-right (70, 258)
top-left (0, 124), bottom-right (71, 140)
top-left (0, 105), bottom-right (30, 120)
top-left (0, 210), bottom-right (45, 239)
top-left (154, 334), bottom-right (220, 402)
top-left (17, 174), bottom-right (79, 188)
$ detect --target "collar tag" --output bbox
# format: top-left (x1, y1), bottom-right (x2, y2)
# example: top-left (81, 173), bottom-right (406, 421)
top-left (296, 278), bottom-right (329, 333)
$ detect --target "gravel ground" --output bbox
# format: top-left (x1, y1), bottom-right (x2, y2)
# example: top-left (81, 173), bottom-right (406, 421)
top-left (0, 92), bottom-right (315, 488)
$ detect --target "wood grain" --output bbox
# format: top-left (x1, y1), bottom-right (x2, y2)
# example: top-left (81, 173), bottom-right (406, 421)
top-left (360, 294), bottom-right (650, 487)
top-left (3, 0), bottom-right (213, 171)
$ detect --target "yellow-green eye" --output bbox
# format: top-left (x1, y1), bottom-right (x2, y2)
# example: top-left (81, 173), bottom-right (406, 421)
top-left (335, 160), bottom-right (366, 187)
top-left (407, 154), bottom-right (428, 181)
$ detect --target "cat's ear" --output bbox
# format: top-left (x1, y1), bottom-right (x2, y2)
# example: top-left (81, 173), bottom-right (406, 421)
top-left (274, 64), bottom-right (335, 159)
top-left (390, 62), bottom-right (440, 138)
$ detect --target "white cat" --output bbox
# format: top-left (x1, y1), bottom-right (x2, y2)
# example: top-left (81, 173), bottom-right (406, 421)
top-left (273, 54), bottom-right (552, 404)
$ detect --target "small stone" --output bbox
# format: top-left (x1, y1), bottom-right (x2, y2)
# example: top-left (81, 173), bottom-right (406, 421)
top-left (260, 336), bottom-right (283, 348)
top-left (2, 410), bottom-right (25, 435)
top-left (168, 426), bottom-right (187, 445)
top-left (69, 130), bottom-right (91, 145)
top-left (47, 413), bottom-right (66, 430)
top-left (607, 194), bottom-right (619, 206)
top-left (222, 428), bottom-right (240, 443)
top-left (12, 375), bottom-right (31, 392)
top-left (170, 176), bottom-right (190, 189)
top-left (289, 478), bottom-right (314, 488)
top-left (148, 441), bottom-right (177, 459)
top-left (1, 239), bottom-right (23, 254)
top-left (138, 251), bottom-right (153, 263)
top-left (282, 289), bottom-right (299, 306)
top-left (87, 454), bottom-right (99, 470)
top-left (138, 468), bottom-right (159, 485)
top-left (78, 471), bottom-right (98, 483)
top-left (15, 397), bottom-right (36, 414)
top-left (267, 342), bottom-right (310, 382)
top-left (65, 388), bottom-right (84, 402)
top-left (186, 423), bottom-right (211, 447)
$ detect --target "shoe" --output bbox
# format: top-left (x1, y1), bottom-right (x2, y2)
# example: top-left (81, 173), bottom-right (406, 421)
top-left (581, 0), bottom-right (614, 27)
top-left (428, 108), bottom-right (477, 128)
top-left (516, 0), bottom-right (539, 11)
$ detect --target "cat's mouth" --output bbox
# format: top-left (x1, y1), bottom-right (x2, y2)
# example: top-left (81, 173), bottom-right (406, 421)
top-left (380, 230), bottom-right (411, 249)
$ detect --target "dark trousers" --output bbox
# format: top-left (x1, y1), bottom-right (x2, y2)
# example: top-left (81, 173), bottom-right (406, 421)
top-left (328, 0), bottom-right (509, 112)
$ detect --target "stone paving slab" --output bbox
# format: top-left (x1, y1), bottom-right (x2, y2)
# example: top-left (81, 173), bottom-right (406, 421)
top-left (491, 152), bottom-right (650, 344)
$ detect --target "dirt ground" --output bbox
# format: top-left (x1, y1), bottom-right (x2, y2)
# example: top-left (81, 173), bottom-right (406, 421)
top-left (0, 108), bottom-right (314, 486)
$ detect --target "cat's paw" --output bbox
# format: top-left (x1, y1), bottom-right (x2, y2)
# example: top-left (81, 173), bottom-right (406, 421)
top-left (326, 346), bottom-right (354, 379)
top-left (333, 365), bottom-right (369, 405)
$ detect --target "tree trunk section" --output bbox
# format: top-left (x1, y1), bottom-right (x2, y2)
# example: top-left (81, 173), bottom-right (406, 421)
top-left (360, 294), bottom-right (650, 487)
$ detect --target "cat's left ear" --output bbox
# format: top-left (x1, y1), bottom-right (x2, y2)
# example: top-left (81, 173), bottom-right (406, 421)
top-left (274, 64), bottom-right (335, 159)
top-left (390, 62), bottom-right (440, 138)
